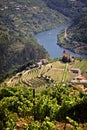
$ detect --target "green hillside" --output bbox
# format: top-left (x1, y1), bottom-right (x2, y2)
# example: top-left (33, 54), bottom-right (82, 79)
top-left (43, 0), bottom-right (87, 19)
top-left (0, 0), bottom-right (68, 82)
top-left (0, 63), bottom-right (87, 129)
top-left (58, 15), bottom-right (87, 55)
top-left (0, 58), bottom-right (87, 130)
top-left (5, 59), bottom-right (87, 88)
top-left (0, 58), bottom-right (87, 129)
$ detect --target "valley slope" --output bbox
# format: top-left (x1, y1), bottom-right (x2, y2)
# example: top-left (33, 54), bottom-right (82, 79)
top-left (43, 0), bottom-right (87, 56)
top-left (43, 0), bottom-right (87, 18)
top-left (58, 14), bottom-right (87, 55)
top-left (0, 0), bottom-right (68, 82)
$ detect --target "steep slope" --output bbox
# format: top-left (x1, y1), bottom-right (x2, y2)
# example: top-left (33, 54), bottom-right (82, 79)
top-left (58, 15), bottom-right (87, 55)
top-left (43, 0), bottom-right (87, 19)
top-left (0, 0), bottom-right (68, 82)
top-left (0, 0), bottom-right (68, 34)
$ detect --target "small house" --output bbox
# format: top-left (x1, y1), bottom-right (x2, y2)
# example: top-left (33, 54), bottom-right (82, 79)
top-left (40, 59), bottom-right (48, 64)
top-left (36, 61), bottom-right (42, 68)
top-left (70, 68), bottom-right (81, 75)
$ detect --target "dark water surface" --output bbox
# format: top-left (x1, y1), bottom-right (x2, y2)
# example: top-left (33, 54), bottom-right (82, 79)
top-left (35, 23), bottom-right (87, 59)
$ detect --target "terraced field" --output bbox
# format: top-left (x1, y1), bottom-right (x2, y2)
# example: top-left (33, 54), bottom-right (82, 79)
top-left (7, 59), bottom-right (87, 89)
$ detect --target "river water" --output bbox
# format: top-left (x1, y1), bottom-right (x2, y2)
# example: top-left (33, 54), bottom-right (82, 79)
top-left (35, 23), bottom-right (87, 59)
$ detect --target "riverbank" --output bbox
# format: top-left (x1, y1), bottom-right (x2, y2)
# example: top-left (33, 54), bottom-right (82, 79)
top-left (57, 15), bottom-right (87, 56)
top-left (35, 23), bottom-right (87, 59)
top-left (58, 42), bottom-right (87, 57)
top-left (58, 30), bottom-right (87, 56)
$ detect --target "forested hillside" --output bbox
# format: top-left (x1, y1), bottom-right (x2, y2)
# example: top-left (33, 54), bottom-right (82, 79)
top-left (58, 14), bottom-right (87, 55)
top-left (0, 0), bottom-right (68, 82)
top-left (43, 0), bottom-right (87, 56)
top-left (43, 0), bottom-right (87, 18)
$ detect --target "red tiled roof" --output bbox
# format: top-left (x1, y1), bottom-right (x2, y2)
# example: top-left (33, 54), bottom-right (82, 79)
top-left (40, 59), bottom-right (48, 63)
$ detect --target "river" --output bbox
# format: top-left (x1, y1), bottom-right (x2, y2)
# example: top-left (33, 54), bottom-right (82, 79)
top-left (35, 23), bottom-right (87, 59)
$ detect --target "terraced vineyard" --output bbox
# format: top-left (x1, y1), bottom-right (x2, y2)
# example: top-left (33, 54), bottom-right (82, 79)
top-left (7, 59), bottom-right (87, 89)
top-left (7, 65), bottom-right (54, 90)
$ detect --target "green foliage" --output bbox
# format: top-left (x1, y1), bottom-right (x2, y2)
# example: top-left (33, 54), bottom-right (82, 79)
top-left (41, 117), bottom-right (56, 130)
top-left (0, 82), bottom-right (87, 129)
top-left (66, 117), bottom-right (82, 130)
top-left (24, 117), bottom-right (56, 130)
top-left (34, 94), bottom-right (59, 121)
top-left (0, 85), bottom-right (33, 129)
